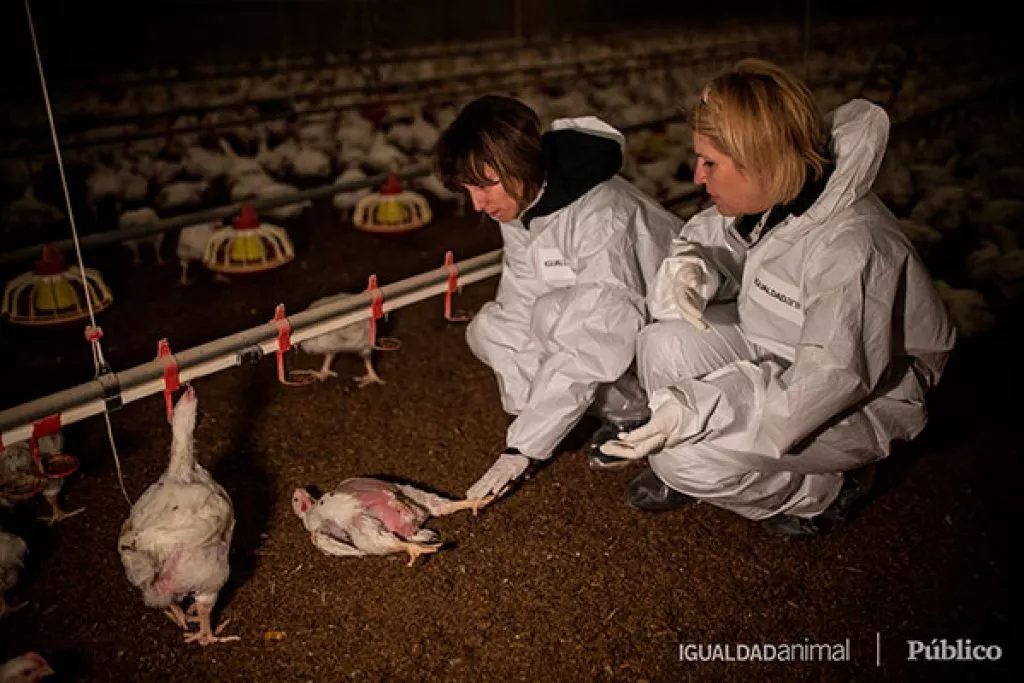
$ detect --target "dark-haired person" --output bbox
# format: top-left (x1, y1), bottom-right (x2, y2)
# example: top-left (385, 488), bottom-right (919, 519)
top-left (435, 94), bottom-right (684, 500)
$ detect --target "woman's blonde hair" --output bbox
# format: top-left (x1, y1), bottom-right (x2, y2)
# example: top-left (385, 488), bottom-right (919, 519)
top-left (689, 58), bottom-right (830, 206)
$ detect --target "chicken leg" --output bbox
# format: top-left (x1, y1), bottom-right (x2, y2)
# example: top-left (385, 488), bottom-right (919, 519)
top-left (354, 356), bottom-right (384, 388)
top-left (152, 235), bottom-right (166, 265)
top-left (163, 603), bottom-right (198, 630)
top-left (0, 596), bottom-right (28, 617)
top-left (395, 539), bottom-right (441, 567)
top-left (396, 486), bottom-right (496, 517)
top-left (290, 353), bottom-right (338, 382)
top-left (431, 496), bottom-right (496, 517)
top-left (183, 600), bottom-right (239, 646)
top-left (127, 242), bottom-right (142, 266)
top-left (39, 492), bottom-right (84, 525)
top-left (178, 260), bottom-right (191, 286)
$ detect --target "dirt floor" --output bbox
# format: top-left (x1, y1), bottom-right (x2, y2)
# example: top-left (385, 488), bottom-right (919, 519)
top-left (0, 188), bottom-right (1020, 683)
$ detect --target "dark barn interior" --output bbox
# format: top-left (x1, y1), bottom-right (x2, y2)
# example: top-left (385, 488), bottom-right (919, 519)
top-left (0, 2), bottom-right (1020, 682)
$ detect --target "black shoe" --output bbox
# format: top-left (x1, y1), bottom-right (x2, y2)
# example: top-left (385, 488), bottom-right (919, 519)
top-left (625, 468), bottom-right (697, 512)
top-left (760, 514), bottom-right (824, 537)
top-left (762, 463), bottom-right (878, 537)
top-left (819, 462), bottom-right (877, 524)
top-left (587, 418), bottom-right (647, 470)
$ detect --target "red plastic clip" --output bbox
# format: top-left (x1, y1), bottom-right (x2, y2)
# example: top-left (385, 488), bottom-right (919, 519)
top-left (443, 251), bottom-right (472, 322)
top-left (29, 414), bottom-right (69, 479)
top-left (273, 304), bottom-right (292, 381)
top-left (366, 274), bottom-right (384, 348)
top-left (271, 304), bottom-right (313, 386)
top-left (84, 326), bottom-right (103, 343)
top-left (157, 338), bottom-right (180, 424)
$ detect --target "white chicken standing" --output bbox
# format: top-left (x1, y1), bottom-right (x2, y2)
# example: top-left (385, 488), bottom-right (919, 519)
top-left (118, 386), bottom-right (238, 646)
top-left (0, 528), bottom-right (27, 616)
top-left (331, 166), bottom-right (371, 222)
top-left (175, 222), bottom-right (225, 286)
top-left (292, 479), bottom-right (493, 566)
top-left (293, 292), bottom-right (386, 387)
top-left (117, 206), bottom-right (165, 265)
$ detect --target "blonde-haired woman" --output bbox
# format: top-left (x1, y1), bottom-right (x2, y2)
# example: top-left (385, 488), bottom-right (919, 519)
top-left (600, 59), bottom-right (957, 535)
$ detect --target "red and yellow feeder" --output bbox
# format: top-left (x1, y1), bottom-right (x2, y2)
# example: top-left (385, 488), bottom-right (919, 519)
top-left (353, 173), bottom-right (432, 234)
top-left (1, 244), bottom-right (114, 326)
top-left (203, 203), bottom-right (295, 276)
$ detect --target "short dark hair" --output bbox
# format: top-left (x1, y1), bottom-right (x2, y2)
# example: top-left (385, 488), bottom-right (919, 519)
top-left (434, 94), bottom-right (545, 205)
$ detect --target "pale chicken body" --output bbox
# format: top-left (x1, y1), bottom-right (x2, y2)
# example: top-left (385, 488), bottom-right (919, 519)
top-left (0, 529), bottom-right (27, 615)
top-left (292, 478), bottom-right (492, 566)
top-left (294, 292), bottom-right (383, 387)
top-left (118, 387), bottom-right (237, 645)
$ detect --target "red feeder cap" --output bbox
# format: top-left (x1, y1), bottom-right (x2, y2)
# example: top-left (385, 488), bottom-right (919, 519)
top-left (379, 173), bottom-right (403, 195)
top-left (234, 203), bottom-right (260, 230)
top-left (34, 244), bottom-right (69, 276)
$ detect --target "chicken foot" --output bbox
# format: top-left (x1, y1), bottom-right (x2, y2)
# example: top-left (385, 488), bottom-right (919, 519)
top-left (179, 260), bottom-right (231, 286)
top-left (396, 486), bottom-right (496, 517)
top-left (183, 601), bottom-right (240, 646)
top-left (38, 493), bottom-right (84, 525)
top-left (354, 357), bottom-right (385, 388)
top-left (434, 495), bottom-right (496, 517)
top-left (290, 353), bottom-right (338, 382)
top-left (178, 260), bottom-right (191, 286)
top-left (0, 596), bottom-right (29, 617)
top-left (396, 540), bottom-right (441, 567)
top-left (163, 603), bottom-right (199, 630)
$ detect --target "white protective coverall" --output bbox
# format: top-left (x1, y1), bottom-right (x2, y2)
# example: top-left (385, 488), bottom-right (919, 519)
top-left (466, 116), bottom-right (682, 462)
top-left (637, 99), bottom-right (956, 520)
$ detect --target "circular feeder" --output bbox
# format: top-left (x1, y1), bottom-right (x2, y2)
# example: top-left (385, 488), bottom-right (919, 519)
top-left (1, 244), bottom-right (114, 327)
top-left (203, 203), bottom-right (295, 276)
top-left (353, 173), bottom-right (432, 234)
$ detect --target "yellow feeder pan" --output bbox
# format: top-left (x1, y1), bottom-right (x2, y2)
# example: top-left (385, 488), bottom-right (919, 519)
top-left (1, 244), bottom-right (113, 327)
top-left (353, 173), bottom-right (432, 234)
top-left (203, 203), bottom-right (295, 276)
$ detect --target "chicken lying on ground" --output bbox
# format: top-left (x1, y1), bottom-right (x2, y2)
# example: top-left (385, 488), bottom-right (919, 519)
top-left (0, 433), bottom-right (83, 525)
top-left (293, 479), bottom-right (494, 566)
top-left (0, 652), bottom-right (53, 683)
top-left (118, 386), bottom-right (238, 646)
top-left (293, 292), bottom-right (386, 387)
top-left (0, 528), bottom-right (27, 616)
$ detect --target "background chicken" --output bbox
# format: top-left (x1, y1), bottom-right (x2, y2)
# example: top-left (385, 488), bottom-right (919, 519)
top-left (293, 292), bottom-right (386, 387)
top-left (0, 528), bottom-right (27, 616)
top-left (0, 652), bottom-right (53, 683)
top-left (0, 433), bottom-right (83, 525)
top-left (118, 386), bottom-right (237, 646)
top-left (292, 478), bottom-right (493, 566)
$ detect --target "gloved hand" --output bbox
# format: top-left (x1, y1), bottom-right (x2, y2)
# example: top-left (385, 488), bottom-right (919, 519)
top-left (599, 390), bottom-right (695, 460)
top-left (673, 263), bottom-right (710, 331)
top-left (465, 450), bottom-right (531, 500)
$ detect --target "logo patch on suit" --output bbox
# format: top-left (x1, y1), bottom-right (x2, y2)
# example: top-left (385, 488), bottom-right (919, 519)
top-left (537, 247), bottom-right (576, 283)
top-left (751, 269), bottom-right (803, 325)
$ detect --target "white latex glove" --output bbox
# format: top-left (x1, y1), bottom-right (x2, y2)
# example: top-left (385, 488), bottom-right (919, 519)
top-left (465, 452), bottom-right (531, 499)
top-left (599, 393), bottom-right (695, 460)
top-left (674, 263), bottom-right (709, 331)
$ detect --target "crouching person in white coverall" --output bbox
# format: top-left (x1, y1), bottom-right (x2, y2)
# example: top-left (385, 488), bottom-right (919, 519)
top-left (600, 59), bottom-right (957, 536)
top-left (434, 94), bottom-right (683, 500)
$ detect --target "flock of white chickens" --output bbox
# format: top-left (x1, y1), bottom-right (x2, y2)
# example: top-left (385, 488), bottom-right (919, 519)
top-left (1, 14), bottom-right (1023, 679)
